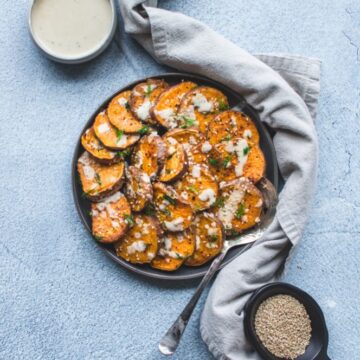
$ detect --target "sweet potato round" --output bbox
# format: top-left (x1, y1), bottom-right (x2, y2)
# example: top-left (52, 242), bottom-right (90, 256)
top-left (151, 81), bottom-right (197, 128)
top-left (124, 165), bottom-right (153, 212)
top-left (151, 229), bottom-right (195, 271)
top-left (91, 192), bottom-right (131, 243)
top-left (131, 133), bottom-right (167, 179)
top-left (158, 137), bottom-right (188, 183)
top-left (214, 178), bottom-right (263, 236)
top-left (207, 110), bottom-right (260, 146)
top-left (107, 90), bottom-right (143, 133)
top-left (93, 111), bottom-right (140, 150)
top-left (185, 212), bottom-right (224, 266)
top-left (81, 127), bottom-right (119, 164)
top-left (175, 164), bottom-right (218, 212)
top-left (153, 182), bottom-right (194, 232)
top-left (177, 86), bottom-right (229, 133)
top-left (130, 79), bottom-right (168, 125)
top-left (77, 151), bottom-right (125, 201)
top-left (114, 214), bottom-right (162, 264)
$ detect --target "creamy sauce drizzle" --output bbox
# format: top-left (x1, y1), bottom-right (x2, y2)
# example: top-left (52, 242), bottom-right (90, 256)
top-left (31, 0), bottom-right (113, 58)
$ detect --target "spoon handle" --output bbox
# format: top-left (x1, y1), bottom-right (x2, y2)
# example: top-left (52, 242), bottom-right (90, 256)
top-left (158, 250), bottom-right (228, 355)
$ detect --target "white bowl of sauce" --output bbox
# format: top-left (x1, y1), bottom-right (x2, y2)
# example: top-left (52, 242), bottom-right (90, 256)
top-left (29, 0), bottom-right (117, 64)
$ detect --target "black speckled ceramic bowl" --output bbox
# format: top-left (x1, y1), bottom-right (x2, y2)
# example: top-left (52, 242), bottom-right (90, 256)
top-left (72, 72), bottom-right (279, 281)
top-left (244, 282), bottom-right (330, 360)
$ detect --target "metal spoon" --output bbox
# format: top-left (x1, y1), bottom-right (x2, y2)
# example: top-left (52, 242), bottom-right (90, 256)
top-left (158, 177), bottom-right (278, 355)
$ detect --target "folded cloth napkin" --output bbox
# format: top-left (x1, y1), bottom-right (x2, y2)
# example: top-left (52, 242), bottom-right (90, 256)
top-left (119, 1), bottom-right (321, 359)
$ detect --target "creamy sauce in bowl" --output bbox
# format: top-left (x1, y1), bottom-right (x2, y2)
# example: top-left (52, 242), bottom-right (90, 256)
top-left (30, 0), bottom-right (114, 61)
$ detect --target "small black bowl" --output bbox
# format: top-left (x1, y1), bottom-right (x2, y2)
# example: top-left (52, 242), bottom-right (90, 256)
top-left (244, 282), bottom-right (330, 360)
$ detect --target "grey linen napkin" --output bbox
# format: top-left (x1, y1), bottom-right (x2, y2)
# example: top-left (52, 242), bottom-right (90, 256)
top-left (119, 1), bottom-right (321, 359)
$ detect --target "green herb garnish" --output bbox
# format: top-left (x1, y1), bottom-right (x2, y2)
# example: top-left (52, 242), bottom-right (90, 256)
top-left (218, 100), bottom-right (230, 111)
top-left (125, 102), bottom-right (131, 111)
top-left (138, 125), bottom-right (150, 135)
top-left (175, 252), bottom-right (185, 259)
top-left (235, 203), bottom-right (245, 219)
top-left (213, 197), bottom-right (225, 208)
top-left (94, 235), bottom-right (103, 242)
top-left (163, 194), bottom-right (176, 205)
top-left (180, 116), bottom-right (196, 128)
top-left (144, 205), bottom-right (156, 216)
top-left (222, 155), bottom-right (232, 168)
top-left (124, 214), bottom-right (135, 226)
top-left (209, 235), bottom-right (218, 242)
top-left (117, 148), bottom-right (132, 159)
top-left (221, 134), bottom-right (232, 142)
top-left (161, 208), bottom-right (171, 216)
top-left (208, 157), bottom-right (220, 168)
top-left (94, 172), bottom-right (102, 186)
top-left (145, 84), bottom-right (153, 97)
top-left (243, 146), bottom-right (249, 155)
top-left (116, 129), bottom-right (124, 142)
top-left (187, 185), bottom-right (199, 194)
top-left (229, 229), bottom-right (239, 237)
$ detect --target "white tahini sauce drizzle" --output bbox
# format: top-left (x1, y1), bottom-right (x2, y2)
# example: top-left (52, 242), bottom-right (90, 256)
top-left (127, 241), bottom-right (147, 254)
top-left (31, 0), bottom-right (113, 58)
top-left (97, 123), bottom-right (110, 134)
top-left (154, 108), bottom-right (176, 127)
top-left (243, 129), bottom-right (253, 139)
top-left (78, 152), bottom-right (96, 180)
top-left (192, 93), bottom-right (213, 113)
top-left (191, 165), bottom-right (201, 178)
top-left (164, 218), bottom-right (184, 231)
top-left (136, 99), bottom-right (151, 121)
top-left (201, 141), bottom-right (212, 153)
top-left (117, 97), bottom-right (127, 106)
top-left (218, 189), bottom-right (245, 229)
top-left (198, 189), bottom-right (217, 205)
top-left (225, 138), bottom-right (249, 177)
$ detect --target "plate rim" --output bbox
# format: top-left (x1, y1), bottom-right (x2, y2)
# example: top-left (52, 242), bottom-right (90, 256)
top-left (71, 71), bottom-right (279, 281)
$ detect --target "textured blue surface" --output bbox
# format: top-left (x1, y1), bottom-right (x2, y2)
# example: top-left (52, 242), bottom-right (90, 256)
top-left (0, 1), bottom-right (359, 359)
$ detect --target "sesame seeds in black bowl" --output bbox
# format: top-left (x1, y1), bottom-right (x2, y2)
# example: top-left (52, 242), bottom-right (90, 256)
top-left (244, 282), bottom-right (330, 360)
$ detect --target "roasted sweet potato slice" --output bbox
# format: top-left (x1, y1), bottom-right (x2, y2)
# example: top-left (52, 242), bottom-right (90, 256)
top-left (243, 145), bottom-right (266, 183)
top-left (131, 133), bottom-right (167, 179)
top-left (107, 91), bottom-right (143, 133)
top-left (214, 178), bottom-right (263, 236)
top-left (163, 128), bottom-right (211, 165)
top-left (151, 230), bottom-right (195, 271)
top-left (151, 81), bottom-right (197, 128)
top-left (114, 214), bottom-right (162, 263)
top-left (130, 79), bottom-right (168, 125)
top-left (93, 111), bottom-right (140, 150)
top-left (81, 127), bottom-right (119, 164)
top-left (177, 86), bottom-right (229, 133)
top-left (124, 165), bottom-right (153, 212)
top-left (207, 110), bottom-right (260, 146)
top-left (77, 152), bottom-right (125, 201)
top-left (185, 212), bottom-right (224, 266)
top-left (175, 164), bottom-right (218, 211)
top-left (91, 192), bottom-right (131, 243)
top-left (208, 138), bottom-right (265, 183)
top-left (153, 182), bottom-right (193, 232)
top-left (158, 137), bottom-right (188, 182)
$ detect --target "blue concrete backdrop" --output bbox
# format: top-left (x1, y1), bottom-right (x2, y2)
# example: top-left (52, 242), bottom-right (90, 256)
top-left (0, 0), bottom-right (359, 359)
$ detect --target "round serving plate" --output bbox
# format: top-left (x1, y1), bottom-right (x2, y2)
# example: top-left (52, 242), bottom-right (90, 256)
top-left (72, 72), bottom-right (279, 281)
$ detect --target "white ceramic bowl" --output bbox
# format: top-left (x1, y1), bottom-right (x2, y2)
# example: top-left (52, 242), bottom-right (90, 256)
top-left (28, 0), bottom-right (117, 64)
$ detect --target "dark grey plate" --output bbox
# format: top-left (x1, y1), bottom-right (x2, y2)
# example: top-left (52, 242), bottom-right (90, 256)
top-left (72, 72), bottom-right (279, 281)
